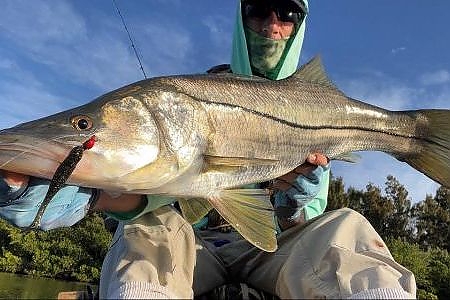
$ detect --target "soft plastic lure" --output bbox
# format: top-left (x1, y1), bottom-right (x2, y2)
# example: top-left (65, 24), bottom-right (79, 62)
top-left (25, 136), bottom-right (96, 231)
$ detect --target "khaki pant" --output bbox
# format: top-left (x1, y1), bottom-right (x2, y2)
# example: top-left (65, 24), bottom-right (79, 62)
top-left (100, 206), bottom-right (416, 299)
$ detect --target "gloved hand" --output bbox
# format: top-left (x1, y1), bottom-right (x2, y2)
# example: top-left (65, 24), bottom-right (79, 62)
top-left (0, 171), bottom-right (29, 201)
top-left (273, 163), bottom-right (330, 230)
top-left (0, 172), bottom-right (95, 230)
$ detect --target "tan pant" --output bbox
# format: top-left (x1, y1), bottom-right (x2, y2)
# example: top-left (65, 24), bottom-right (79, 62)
top-left (100, 206), bottom-right (416, 299)
top-left (100, 206), bottom-right (196, 299)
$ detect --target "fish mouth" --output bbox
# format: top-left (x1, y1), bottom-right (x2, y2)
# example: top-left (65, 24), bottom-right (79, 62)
top-left (0, 134), bottom-right (76, 178)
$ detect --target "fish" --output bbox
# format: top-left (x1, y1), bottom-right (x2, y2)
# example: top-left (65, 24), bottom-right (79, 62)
top-left (0, 56), bottom-right (449, 252)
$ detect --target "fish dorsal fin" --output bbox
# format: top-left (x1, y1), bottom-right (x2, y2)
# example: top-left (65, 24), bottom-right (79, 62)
top-left (178, 198), bottom-right (212, 224)
top-left (292, 55), bottom-right (342, 93)
top-left (207, 189), bottom-right (277, 252)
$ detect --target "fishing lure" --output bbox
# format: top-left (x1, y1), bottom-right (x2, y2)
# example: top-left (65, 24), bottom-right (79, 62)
top-left (25, 136), bottom-right (96, 231)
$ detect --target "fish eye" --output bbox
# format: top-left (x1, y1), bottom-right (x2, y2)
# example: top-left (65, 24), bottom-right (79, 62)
top-left (71, 115), bottom-right (93, 131)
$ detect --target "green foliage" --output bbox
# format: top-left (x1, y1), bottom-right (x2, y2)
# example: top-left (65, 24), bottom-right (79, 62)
top-left (327, 175), bottom-right (413, 241)
top-left (387, 238), bottom-right (433, 297)
top-left (412, 187), bottom-right (450, 251)
top-left (383, 176), bottom-right (413, 240)
top-left (428, 248), bottom-right (450, 299)
top-left (0, 213), bottom-right (111, 283)
top-left (387, 238), bottom-right (450, 300)
top-left (326, 174), bottom-right (348, 210)
top-left (0, 250), bottom-right (22, 273)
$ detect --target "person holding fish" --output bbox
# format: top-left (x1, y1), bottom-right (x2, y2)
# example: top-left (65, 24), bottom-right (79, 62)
top-left (0, 0), bottom-right (417, 299)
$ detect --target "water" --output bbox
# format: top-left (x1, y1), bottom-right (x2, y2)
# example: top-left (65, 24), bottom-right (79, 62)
top-left (0, 272), bottom-right (94, 299)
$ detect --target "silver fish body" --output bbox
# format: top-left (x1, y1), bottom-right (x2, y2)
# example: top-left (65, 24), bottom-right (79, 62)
top-left (0, 56), bottom-right (449, 251)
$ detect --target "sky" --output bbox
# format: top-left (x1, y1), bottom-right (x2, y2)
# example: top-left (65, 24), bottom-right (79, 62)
top-left (0, 0), bottom-right (448, 204)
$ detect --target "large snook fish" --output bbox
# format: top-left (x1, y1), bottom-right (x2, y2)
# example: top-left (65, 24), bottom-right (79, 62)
top-left (0, 57), bottom-right (449, 251)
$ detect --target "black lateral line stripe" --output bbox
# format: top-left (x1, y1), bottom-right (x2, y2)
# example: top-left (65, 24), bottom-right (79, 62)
top-left (196, 97), bottom-right (419, 139)
top-left (196, 97), bottom-right (445, 148)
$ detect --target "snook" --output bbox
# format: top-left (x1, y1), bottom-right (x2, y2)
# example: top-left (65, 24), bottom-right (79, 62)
top-left (0, 57), bottom-right (449, 251)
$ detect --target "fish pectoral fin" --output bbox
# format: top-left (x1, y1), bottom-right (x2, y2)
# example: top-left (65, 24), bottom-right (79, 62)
top-left (332, 152), bottom-right (361, 163)
top-left (178, 198), bottom-right (212, 224)
top-left (207, 189), bottom-right (277, 252)
top-left (204, 155), bottom-right (278, 170)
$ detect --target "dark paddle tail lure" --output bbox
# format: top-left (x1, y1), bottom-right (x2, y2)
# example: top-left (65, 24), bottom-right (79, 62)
top-left (24, 136), bottom-right (96, 231)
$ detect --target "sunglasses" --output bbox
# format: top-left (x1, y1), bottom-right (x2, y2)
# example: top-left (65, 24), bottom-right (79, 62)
top-left (242, 0), bottom-right (306, 24)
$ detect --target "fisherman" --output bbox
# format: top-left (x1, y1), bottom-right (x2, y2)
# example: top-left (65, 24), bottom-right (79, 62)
top-left (0, 0), bottom-right (416, 299)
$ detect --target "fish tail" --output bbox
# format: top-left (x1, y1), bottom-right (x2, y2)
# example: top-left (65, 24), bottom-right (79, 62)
top-left (403, 109), bottom-right (449, 187)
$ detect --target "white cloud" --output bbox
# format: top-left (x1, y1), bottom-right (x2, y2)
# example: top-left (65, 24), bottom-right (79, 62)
top-left (0, 0), bottom-right (145, 91)
top-left (338, 67), bottom-right (450, 112)
top-left (0, 0), bottom-right (198, 132)
top-left (0, 0), bottom-right (87, 49)
top-left (0, 58), bottom-right (15, 70)
top-left (0, 80), bottom-right (69, 129)
top-left (391, 47), bottom-right (406, 54)
top-left (137, 22), bottom-right (194, 76)
top-left (0, 53), bottom-right (68, 129)
top-left (0, 1), bottom-right (200, 132)
top-left (0, 57), bottom-right (41, 87)
top-left (429, 86), bottom-right (450, 108)
top-left (420, 70), bottom-right (450, 85)
top-left (202, 15), bottom-right (233, 63)
top-left (203, 16), bottom-right (230, 44)
top-left (339, 76), bottom-right (421, 110)
top-left (45, 34), bottom-right (142, 90)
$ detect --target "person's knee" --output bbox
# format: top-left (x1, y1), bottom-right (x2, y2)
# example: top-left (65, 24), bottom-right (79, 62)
top-left (326, 208), bottom-right (373, 231)
top-left (131, 205), bottom-right (187, 229)
top-left (157, 205), bottom-right (193, 236)
top-left (332, 207), bottom-right (365, 220)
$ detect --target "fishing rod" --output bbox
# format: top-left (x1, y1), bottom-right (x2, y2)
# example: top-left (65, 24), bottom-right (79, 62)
top-left (111, 0), bottom-right (147, 79)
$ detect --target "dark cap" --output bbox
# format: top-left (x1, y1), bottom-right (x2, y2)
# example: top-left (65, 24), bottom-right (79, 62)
top-left (289, 0), bottom-right (308, 14)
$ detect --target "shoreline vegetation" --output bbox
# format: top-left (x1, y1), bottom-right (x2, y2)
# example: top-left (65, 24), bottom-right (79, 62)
top-left (0, 174), bottom-right (448, 299)
top-left (0, 272), bottom-right (91, 299)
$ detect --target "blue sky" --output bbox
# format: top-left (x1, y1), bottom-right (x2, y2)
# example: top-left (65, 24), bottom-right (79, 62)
top-left (0, 0), bottom-right (448, 203)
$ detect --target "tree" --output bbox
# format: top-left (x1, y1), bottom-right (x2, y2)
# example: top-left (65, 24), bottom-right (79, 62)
top-left (357, 183), bottom-right (394, 239)
top-left (413, 187), bottom-right (450, 251)
top-left (0, 213), bottom-right (111, 282)
top-left (346, 187), bottom-right (365, 212)
top-left (326, 175), bottom-right (348, 211)
top-left (383, 175), bottom-right (413, 241)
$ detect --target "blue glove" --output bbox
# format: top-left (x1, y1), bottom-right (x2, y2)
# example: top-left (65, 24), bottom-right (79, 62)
top-left (0, 176), bottom-right (94, 230)
top-left (273, 164), bottom-right (330, 223)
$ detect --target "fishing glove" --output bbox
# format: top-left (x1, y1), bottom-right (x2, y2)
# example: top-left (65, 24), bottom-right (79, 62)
top-left (0, 176), bottom-right (94, 230)
top-left (273, 164), bottom-right (330, 225)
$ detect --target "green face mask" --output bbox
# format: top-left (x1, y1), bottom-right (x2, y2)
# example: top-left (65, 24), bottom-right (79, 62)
top-left (244, 26), bottom-right (289, 78)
